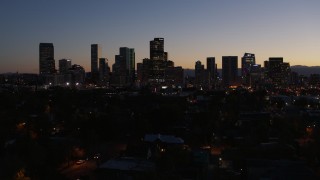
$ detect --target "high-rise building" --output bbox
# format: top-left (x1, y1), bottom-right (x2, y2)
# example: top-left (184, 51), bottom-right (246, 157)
top-left (112, 47), bottom-right (135, 86)
top-left (129, 48), bottom-right (135, 83)
top-left (268, 57), bottom-right (283, 70)
top-left (281, 62), bottom-right (291, 85)
top-left (141, 58), bottom-right (166, 84)
top-left (39, 43), bottom-right (55, 75)
top-left (164, 52), bottom-right (168, 61)
top-left (59, 59), bottom-right (72, 74)
top-left (195, 61), bottom-right (204, 78)
top-left (150, 38), bottom-right (164, 60)
top-left (195, 60), bottom-right (205, 88)
top-left (140, 38), bottom-right (183, 88)
top-left (165, 66), bottom-right (184, 86)
top-left (70, 64), bottom-right (85, 84)
top-left (99, 58), bottom-right (110, 82)
top-left (241, 53), bottom-right (255, 85)
top-left (268, 57), bottom-right (283, 85)
top-left (222, 56), bottom-right (238, 87)
top-left (265, 57), bottom-right (291, 86)
top-left (207, 57), bottom-right (216, 84)
top-left (194, 60), bottom-right (210, 89)
top-left (91, 44), bottom-right (100, 74)
top-left (241, 53), bottom-right (255, 76)
top-left (137, 63), bottom-right (143, 83)
top-left (250, 64), bottom-right (262, 87)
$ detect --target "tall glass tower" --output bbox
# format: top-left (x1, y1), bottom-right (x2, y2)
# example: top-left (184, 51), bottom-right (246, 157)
top-left (91, 44), bottom-right (100, 74)
top-left (222, 56), bottom-right (238, 87)
top-left (39, 43), bottom-right (55, 75)
top-left (150, 38), bottom-right (164, 60)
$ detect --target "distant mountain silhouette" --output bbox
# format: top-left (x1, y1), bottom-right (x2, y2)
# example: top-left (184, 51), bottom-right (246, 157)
top-left (184, 66), bottom-right (320, 77)
top-left (291, 65), bottom-right (320, 76)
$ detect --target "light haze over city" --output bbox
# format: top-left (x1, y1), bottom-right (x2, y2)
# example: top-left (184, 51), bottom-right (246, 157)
top-left (1, 0), bottom-right (319, 73)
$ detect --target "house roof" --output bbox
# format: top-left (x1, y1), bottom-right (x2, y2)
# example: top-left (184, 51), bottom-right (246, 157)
top-left (99, 157), bottom-right (155, 172)
top-left (144, 134), bottom-right (184, 144)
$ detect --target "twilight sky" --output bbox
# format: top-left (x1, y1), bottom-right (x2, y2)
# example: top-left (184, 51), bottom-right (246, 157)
top-left (0, 0), bottom-right (319, 73)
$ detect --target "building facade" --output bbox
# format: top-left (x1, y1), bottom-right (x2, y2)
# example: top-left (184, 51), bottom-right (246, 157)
top-left (139, 38), bottom-right (183, 88)
top-left (241, 53), bottom-right (256, 86)
top-left (112, 47), bottom-right (135, 86)
top-left (99, 58), bottom-right (110, 83)
top-left (39, 43), bottom-right (55, 75)
top-left (150, 38), bottom-right (165, 60)
top-left (207, 57), bottom-right (216, 88)
top-left (266, 57), bottom-right (291, 86)
top-left (222, 56), bottom-right (238, 87)
top-left (91, 44), bottom-right (101, 80)
top-left (59, 59), bottom-right (72, 74)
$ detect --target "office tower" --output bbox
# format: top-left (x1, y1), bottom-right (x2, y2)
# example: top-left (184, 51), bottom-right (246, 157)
top-left (91, 44), bottom-right (101, 74)
top-left (140, 38), bottom-right (183, 87)
top-left (39, 43), bottom-right (55, 75)
top-left (119, 47), bottom-right (135, 83)
top-left (268, 57), bottom-right (283, 85)
top-left (165, 66), bottom-right (184, 86)
top-left (70, 64), bottom-right (86, 84)
top-left (129, 48), bottom-right (135, 83)
top-left (150, 38), bottom-right (164, 60)
top-left (59, 59), bottom-right (72, 74)
top-left (241, 53), bottom-right (255, 76)
top-left (164, 52), bottom-right (168, 61)
top-left (137, 63), bottom-right (143, 82)
top-left (241, 53), bottom-right (255, 85)
top-left (250, 64), bottom-right (262, 88)
top-left (195, 61), bottom-right (204, 86)
top-left (195, 61), bottom-right (204, 78)
top-left (112, 47), bottom-right (135, 86)
top-left (222, 56), bottom-right (238, 87)
top-left (265, 57), bottom-right (291, 86)
top-left (207, 57), bottom-right (216, 83)
top-left (195, 60), bottom-right (208, 88)
top-left (268, 57), bottom-right (283, 70)
top-left (99, 58), bottom-right (108, 81)
top-left (264, 60), bottom-right (269, 71)
top-left (142, 58), bottom-right (166, 83)
top-left (281, 62), bottom-right (291, 85)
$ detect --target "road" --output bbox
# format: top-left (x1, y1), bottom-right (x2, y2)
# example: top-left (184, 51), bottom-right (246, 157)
top-left (60, 159), bottom-right (97, 180)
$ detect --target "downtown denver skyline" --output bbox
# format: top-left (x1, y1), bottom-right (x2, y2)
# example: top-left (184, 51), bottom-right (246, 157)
top-left (1, 0), bottom-right (320, 73)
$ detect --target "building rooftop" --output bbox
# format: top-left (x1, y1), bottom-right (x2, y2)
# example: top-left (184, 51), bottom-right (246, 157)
top-left (99, 157), bottom-right (155, 172)
top-left (144, 134), bottom-right (184, 144)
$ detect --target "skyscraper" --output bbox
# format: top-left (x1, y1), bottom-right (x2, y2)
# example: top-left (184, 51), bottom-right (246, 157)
top-left (91, 44), bottom-right (100, 74)
top-left (140, 38), bottom-right (182, 87)
top-left (99, 58), bottom-right (108, 82)
top-left (266, 57), bottom-right (291, 86)
top-left (150, 38), bottom-right (164, 60)
top-left (268, 57), bottom-right (283, 85)
top-left (59, 59), bottom-right (72, 74)
top-left (207, 57), bottom-right (216, 82)
top-left (194, 60), bottom-right (211, 89)
top-left (195, 60), bottom-right (205, 88)
top-left (70, 64), bottom-right (86, 84)
top-left (39, 43), bottom-right (55, 75)
top-left (195, 61), bottom-right (204, 78)
top-left (130, 49), bottom-right (135, 81)
top-left (241, 53), bottom-right (256, 85)
top-left (222, 56), bottom-right (238, 87)
top-left (112, 47), bottom-right (135, 86)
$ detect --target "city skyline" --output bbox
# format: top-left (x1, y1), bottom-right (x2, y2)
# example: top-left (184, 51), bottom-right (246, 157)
top-left (1, 0), bottom-right (320, 73)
